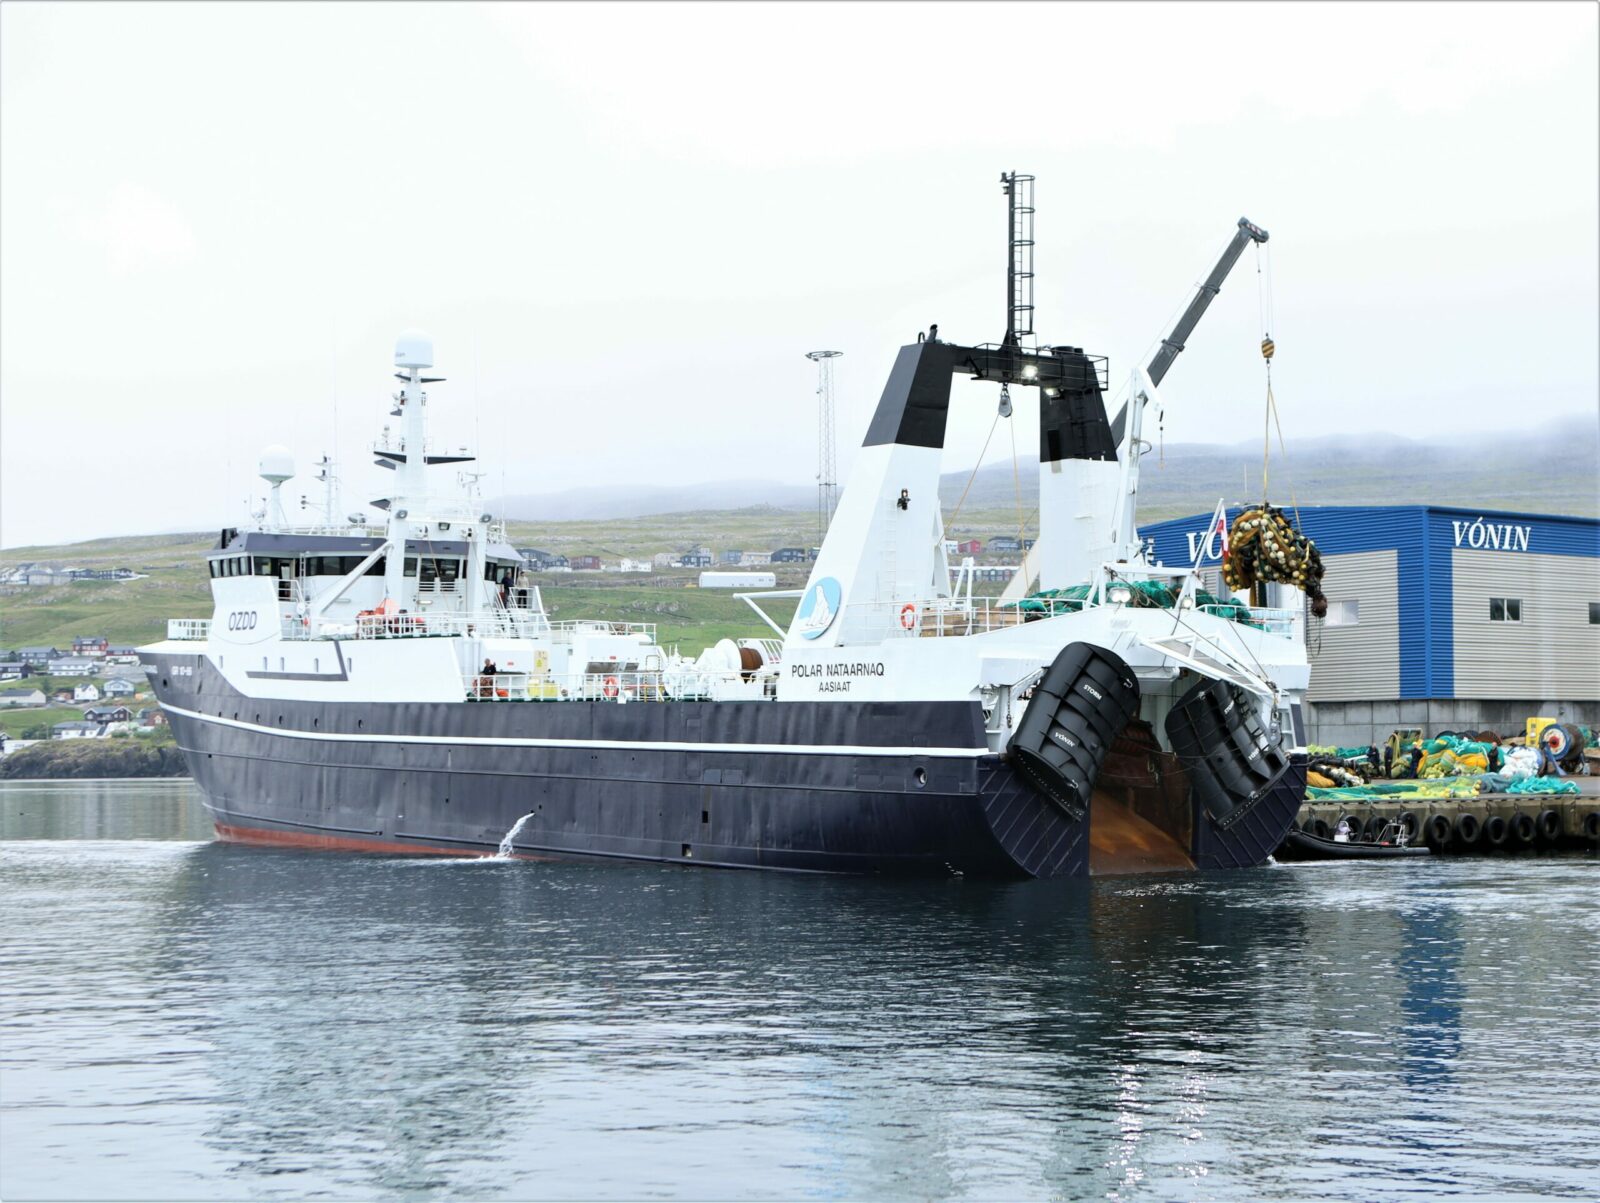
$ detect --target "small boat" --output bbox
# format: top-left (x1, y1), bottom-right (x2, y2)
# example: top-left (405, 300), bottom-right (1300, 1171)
top-left (1275, 827), bottom-right (1431, 862)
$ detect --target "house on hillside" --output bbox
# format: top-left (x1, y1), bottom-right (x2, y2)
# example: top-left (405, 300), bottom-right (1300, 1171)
top-left (953, 539), bottom-right (983, 555)
top-left (988, 535), bottom-right (1023, 553)
top-left (137, 708), bottom-right (169, 728)
top-left (0, 687), bottom-right (46, 708)
top-left (771, 547), bottom-right (808, 563)
top-left (52, 658), bottom-right (100, 678)
top-left (17, 647), bottom-right (61, 666)
top-left (102, 678), bottom-right (137, 698)
top-left (719, 550), bottom-right (742, 565)
top-left (0, 662), bottom-right (31, 681)
top-left (569, 556), bottom-right (602, 572)
top-left (680, 548), bottom-right (713, 568)
top-left (83, 705), bottom-right (133, 724)
top-left (52, 721), bottom-right (100, 740)
top-left (72, 682), bottom-right (101, 704)
top-left (738, 551), bottom-right (771, 566)
top-left (72, 636), bottom-right (110, 657)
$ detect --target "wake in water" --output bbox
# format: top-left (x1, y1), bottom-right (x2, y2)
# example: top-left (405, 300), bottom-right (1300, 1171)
top-left (492, 813), bottom-right (535, 860)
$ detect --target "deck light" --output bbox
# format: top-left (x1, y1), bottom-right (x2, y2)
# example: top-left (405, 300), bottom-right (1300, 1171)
top-left (1108, 583), bottom-right (1133, 605)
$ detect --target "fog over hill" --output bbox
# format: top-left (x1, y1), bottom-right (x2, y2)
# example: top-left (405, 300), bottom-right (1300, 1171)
top-left (494, 425), bottom-right (1598, 524)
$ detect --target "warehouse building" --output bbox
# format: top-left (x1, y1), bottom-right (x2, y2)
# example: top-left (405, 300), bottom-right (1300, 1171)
top-left (1138, 506), bottom-right (1600, 747)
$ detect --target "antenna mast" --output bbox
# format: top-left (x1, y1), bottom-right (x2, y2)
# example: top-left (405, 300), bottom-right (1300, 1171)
top-left (806, 350), bottom-right (843, 546)
top-left (1000, 172), bottom-right (1035, 347)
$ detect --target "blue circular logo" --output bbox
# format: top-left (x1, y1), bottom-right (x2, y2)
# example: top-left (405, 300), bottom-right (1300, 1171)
top-left (795, 576), bottom-right (842, 640)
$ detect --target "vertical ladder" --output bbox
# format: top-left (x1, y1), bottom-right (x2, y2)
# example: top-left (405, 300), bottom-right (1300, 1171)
top-left (1002, 172), bottom-right (1035, 346)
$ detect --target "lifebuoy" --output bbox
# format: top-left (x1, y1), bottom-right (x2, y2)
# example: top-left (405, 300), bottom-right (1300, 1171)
top-left (899, 603), bottom-right (917, 631)
top-left (602, 675), bottom-right (620, 699)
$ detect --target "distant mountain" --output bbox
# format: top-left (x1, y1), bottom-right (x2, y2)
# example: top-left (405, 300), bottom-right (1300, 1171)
top-left (938, 426), bottom-right (1599, 520)
top-left (492, 426), bottom-right (1596, 526)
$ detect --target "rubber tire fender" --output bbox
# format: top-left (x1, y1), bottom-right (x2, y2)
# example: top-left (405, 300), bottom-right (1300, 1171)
top-left (1425, 813), bottom-right (1452, 848)
top-left (1583, 812), bottom-right (1600, 841)
top-left (1483, 813), bottom-right (1510, 847)
top-left (1536, 809), bottom-right (1562, 841)
top-left (1312, 818), bottom-right (1331, 839)
top-left (1508, 812), bottom-right (1536, 845)
top-left (1397, 810), bottom-right (1420, 841)
top-left (1454, 813), bottom-right (1481, 845)
top-left (1363, 814), bottom-right (1388, 842)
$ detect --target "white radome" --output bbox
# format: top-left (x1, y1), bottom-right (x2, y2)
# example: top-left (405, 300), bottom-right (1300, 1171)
top-left (394, 330), bottom-right (434, 370)
top-left (257, 445), bottom-right (295, 485)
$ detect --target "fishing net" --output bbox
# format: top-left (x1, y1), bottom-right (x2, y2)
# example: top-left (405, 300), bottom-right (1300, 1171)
top-left (1007, 581), bottom-right (1263, 628)
top-left (1223, 504), bottom-right (1329, 618)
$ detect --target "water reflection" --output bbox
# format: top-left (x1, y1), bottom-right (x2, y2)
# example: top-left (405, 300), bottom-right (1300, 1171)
top-left (2, 786), bottom-right (1597, 1200)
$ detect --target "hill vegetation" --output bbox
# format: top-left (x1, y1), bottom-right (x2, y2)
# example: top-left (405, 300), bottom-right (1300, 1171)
top-left (3, 427), bottom-right (1592, 654)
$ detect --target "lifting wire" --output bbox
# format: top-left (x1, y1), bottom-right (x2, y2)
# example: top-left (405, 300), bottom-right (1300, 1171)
top-left (947, 407), bottom-right (1003, 528)
top-left (1009, 405), bottom-right (1026, 546)
top-left (1255, 241), bottom-right (1302, 529)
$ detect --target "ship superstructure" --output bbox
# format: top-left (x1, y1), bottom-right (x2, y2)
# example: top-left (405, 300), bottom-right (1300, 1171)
top-left (142, 180), bottom-right (1308, 877)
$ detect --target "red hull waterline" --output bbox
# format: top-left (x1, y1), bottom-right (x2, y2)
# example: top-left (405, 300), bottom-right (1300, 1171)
top-left (214, 821), bottom-right (516, 859)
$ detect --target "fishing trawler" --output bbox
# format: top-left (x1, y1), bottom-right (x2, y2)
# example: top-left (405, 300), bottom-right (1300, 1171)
top-left (141, 175), bottom-right (1309, 877)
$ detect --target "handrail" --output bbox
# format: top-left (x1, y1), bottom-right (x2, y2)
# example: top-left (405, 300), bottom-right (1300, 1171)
top-left (463, 667), bottom-right (771, 703)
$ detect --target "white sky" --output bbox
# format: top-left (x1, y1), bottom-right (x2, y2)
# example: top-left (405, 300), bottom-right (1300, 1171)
top-left (2, 1), bottom-right (1596, 548)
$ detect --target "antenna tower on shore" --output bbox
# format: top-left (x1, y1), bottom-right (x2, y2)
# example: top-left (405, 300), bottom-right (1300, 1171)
top-left (806, 350), bottom-right (843, 545)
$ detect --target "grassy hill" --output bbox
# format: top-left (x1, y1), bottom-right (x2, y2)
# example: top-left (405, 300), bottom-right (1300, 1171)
top-left (4, 423), bottom-right (1594, 654)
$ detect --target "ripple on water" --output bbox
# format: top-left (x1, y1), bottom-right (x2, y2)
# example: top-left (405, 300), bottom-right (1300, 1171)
top-left (1, 783), bottom-right (1597, 1200)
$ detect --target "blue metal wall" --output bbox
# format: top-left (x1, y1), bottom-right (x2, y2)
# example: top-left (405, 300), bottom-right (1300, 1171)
top-left (1138, 506), bottom-right (1600, 701)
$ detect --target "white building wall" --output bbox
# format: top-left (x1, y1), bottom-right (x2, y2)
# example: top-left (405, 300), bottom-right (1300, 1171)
top-left (1451, 549), bottom-right (1600, 700)
top-left (1306, 550), bottom-right (1400, 703)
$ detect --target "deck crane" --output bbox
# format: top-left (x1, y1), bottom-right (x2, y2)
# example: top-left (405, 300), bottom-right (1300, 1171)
top-left (1001, 216), bottom-right (1269, 602)
top-left (1108, 216), bottom-right (1269, 444)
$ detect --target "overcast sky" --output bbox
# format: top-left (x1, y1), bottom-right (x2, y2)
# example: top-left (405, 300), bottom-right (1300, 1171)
top-left (2, 1), bottom-right (1596, 549)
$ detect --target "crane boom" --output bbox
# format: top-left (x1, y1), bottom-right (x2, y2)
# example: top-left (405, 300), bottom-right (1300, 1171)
top-left (1109, 216), bottom-right (1268, 443)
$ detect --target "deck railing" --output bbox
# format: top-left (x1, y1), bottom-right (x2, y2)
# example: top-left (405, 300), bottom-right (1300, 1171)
top-left (166, 619), bottom-right (211, 641)
top-left (464, 667), bottom-right (769, 703)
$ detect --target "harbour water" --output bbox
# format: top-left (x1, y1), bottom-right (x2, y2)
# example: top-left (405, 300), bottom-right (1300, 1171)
top-left (2, 779), bottom-right (1597, 1201)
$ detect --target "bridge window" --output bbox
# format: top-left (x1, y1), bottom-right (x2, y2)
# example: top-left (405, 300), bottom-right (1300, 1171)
top-left (1590, 602), bottom-right (1600, 625)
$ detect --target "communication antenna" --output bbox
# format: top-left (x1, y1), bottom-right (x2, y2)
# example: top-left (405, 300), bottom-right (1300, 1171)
top-left (806, 350), bottom-right (843, 545)
top-left (258, 445), bottom-right (295, 529)
top-left (1000, 172), bottom-right (1035, 348)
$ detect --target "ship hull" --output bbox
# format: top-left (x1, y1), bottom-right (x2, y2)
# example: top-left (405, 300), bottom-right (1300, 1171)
top-left (143, 649), bottom-right (1301, 878)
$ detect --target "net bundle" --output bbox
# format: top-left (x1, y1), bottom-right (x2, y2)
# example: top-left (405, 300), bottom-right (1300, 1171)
top-left (1223, 504), bottom-right (1329, 618)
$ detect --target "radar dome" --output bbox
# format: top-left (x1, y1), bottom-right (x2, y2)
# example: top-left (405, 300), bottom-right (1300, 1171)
top-left (258, 445), bottom-right (295, 485)
top-left (394, 330), bottom-right (434, 369)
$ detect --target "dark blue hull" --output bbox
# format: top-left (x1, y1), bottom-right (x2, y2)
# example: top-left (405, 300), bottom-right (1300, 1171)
top-left (142, 649), bottom-right (1302, 878)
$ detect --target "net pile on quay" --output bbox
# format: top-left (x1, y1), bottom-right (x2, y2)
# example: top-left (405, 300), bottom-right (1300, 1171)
top-left (1285, 718), bottom-right (1599, 855)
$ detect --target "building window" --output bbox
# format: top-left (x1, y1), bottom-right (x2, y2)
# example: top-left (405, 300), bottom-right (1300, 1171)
top-left (1323, 600), bottom-right (1359, 627)
top-left (1489, 597), bottom-right (1522, 623)
top-left (1589, 602), bottom-right (1600, 625)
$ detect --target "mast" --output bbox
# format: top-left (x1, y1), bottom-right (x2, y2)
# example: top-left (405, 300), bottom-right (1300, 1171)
top-left (1000, 172), bottom-right (1035, 349)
